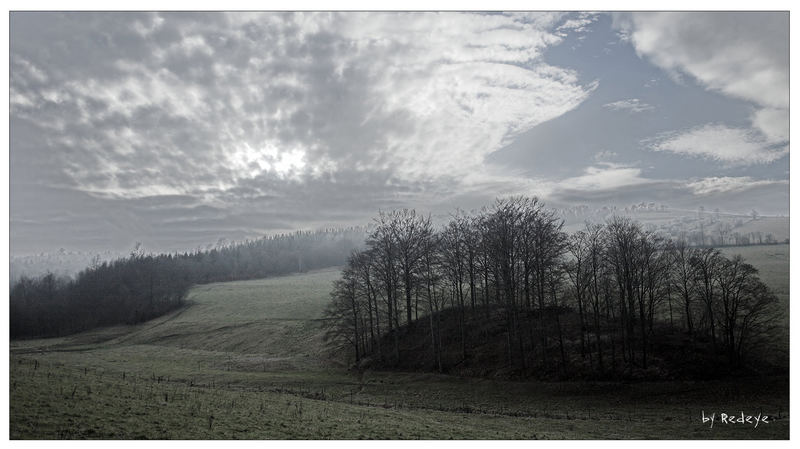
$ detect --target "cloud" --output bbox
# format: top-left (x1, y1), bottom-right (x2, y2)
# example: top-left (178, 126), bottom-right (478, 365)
top-left (615, 12), bottom-right (789, 158)
top-left (648, 123), bottom-right (788, 166)
top-left (558, 163), bottom-right (652, 191)
top-left (751, 107), bottom-right (789, 143)
top-left (687, 176), bottom-right (788, 195)
top-left (616, 12), bottom-right (787, 109)
top-left (602, 98), bottom-right (654, 113)
top-left (547, 171), bottom-right (788, 216)
top-left (556, 13), bottom-right (598, 36)
top-left (593, 150), bottom-right (618, 161)
top-left (11, 12), bottom-right (597, 203)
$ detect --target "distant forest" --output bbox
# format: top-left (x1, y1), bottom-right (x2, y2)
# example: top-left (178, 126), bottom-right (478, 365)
top-left (324, 197), bottom-right (781, 379)
top-left (10, 228), bottom-right (366, 338)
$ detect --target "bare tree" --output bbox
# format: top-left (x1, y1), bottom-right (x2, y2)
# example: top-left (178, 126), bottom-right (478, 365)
top-left (671, 240), bottom-right (698, 335)
top-left (714, 255), bottom-right (777, 365)
top-left (691, 248), bottom-right (722, 349)
top-left (368, 212), bottom-right (401, 362)
top-left (324, 267), bottom-right (363, 362)
top-left (441, 216), bottom-right (468, 360)
top-left (392, 209), bottom-right (434, 328)
top-left (565, 230), bottom-right (590, 360)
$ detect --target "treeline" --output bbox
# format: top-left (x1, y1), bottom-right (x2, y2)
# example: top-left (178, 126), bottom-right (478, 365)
top-left (11, 228), bottom-right (366, 338)
top-left (324, 197), bottom-right (779, 378)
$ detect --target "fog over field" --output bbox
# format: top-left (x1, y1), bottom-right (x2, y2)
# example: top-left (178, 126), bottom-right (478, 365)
top-left (8, 10), bottom-right (791, 442)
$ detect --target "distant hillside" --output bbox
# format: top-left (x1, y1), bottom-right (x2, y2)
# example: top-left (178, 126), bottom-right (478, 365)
top-left (10, 228), bottom-right (365, 339)
top-left (731, 216), bottom-right (789, 242)
top-left (562, 208), bottom-right (789, 247)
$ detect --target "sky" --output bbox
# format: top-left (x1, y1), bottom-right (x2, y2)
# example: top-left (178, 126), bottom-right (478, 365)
top-left (9, 11), bottom-right (790, 255)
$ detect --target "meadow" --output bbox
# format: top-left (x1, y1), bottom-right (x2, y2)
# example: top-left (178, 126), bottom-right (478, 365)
top-left (10, 245), bottom-right (790, 439)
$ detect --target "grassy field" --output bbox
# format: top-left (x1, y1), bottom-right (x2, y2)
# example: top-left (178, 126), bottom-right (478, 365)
top-left (10, 252), bottom-right (790, 439)
top-left (721, 244), bottom-right (790, 355)
top-left (720, 244), bottom-right (789, 309)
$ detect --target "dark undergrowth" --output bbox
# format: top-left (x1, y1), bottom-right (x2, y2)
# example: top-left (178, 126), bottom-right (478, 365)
top-left (360, 307), bottom-right (788, 382)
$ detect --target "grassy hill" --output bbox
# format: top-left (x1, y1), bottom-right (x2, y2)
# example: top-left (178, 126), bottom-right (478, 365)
top-left (115, 269), bottom-right (340, 370)
top-left (10, 254), bottom-right (790, 439)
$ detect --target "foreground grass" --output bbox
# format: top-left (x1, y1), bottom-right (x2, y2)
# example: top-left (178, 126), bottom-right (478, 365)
top-left (10, 259), bottom-right (790, 439)
top-left (10, 355), bottom-right (789, 439)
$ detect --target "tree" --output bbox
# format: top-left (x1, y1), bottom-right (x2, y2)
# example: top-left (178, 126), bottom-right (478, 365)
top-left (585, 223), bottom-right (608, 370)
top-left (605, 216), bottom-right (640, 368)
top-left (565, 230), bottom-right (590, 360)
top-left (367, 212), bottom-right (402, 362)
top-left (351, 249), bottom-right (381, 358)
top-left (441, 216), bottom-right (468, 360)
top-left (691, 248), bottom-right (722, 349)
top-left (420, 231), bottom-right (444, 372)
top-left (392, 209), bottom-right (434, 328)
top-left (714, 255), bottom-right (778, 365)
top-left (324, 267), bottom-right (363, 362)
top-left (671, 240), bottom-right (698, 335)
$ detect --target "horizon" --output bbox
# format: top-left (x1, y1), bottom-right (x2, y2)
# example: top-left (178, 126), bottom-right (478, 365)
top-left (9, 201), bottom-right (790, 259)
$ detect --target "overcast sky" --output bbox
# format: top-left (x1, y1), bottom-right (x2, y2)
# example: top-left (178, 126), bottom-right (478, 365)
top-left (10, 12), bottom-right (789, 255)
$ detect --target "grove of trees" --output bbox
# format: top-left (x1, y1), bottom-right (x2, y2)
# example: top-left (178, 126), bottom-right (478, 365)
top-left (325, 197), bottom-right (780, 378)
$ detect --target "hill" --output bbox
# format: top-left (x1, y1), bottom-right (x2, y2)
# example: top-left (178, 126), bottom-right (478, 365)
top-left (361, 244), bottom-right (789, 380)
top-left (364, 308), bottom-right (756, 381)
